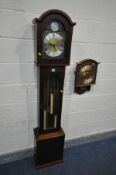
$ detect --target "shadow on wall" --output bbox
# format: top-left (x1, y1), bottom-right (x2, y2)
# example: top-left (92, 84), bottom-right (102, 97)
top-left (15, 19), bottom-right (38, 147)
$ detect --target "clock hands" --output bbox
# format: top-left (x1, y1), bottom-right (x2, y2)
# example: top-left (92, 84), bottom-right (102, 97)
top-left (53, 45), bottom-right (57, 52)
top-left (49, 43), bottom-right (57, 52)
top-left (44, 33), bottom-right (64, 57)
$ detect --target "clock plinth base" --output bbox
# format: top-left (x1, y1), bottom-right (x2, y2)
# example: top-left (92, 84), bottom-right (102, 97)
top-left (34, 127), bottom-right (65, 168)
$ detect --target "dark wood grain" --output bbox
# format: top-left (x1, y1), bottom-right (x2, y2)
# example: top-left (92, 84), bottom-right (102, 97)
top-left (33, 9), bottom-right (75, 168)
top-left (33, 9), bottom-right (76, 66)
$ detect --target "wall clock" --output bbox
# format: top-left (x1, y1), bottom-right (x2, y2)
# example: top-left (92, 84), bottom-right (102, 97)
top-left (33, 9), bottom-right (76, 168)
top-left (74, 59), bottom-right (99, 94)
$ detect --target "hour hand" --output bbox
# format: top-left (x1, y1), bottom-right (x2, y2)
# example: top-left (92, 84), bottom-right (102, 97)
top-left (53, 44), bottom-right (57, 51)
top-left (49, 43), bottom-right (57, 51)
top-left (49, 43), bottom-right (55, 47)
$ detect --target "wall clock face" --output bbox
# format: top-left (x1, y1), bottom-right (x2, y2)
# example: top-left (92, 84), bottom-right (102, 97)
top-left (43, 32), bottom-right (64, 57)
top-left (75, 59), bottom-right (98, 86)
top-left (79, 64), bottom-right (95, 85)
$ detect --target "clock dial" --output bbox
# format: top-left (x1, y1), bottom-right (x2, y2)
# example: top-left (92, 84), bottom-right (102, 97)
top-left (78, 63), bottom-right (96, 85)
top-left (83, 77), bottom-right (93, 85)
top-left (43, 33), bottom-right (64, 58)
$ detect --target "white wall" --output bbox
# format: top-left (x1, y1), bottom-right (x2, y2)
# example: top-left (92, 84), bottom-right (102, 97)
top-left (0, 0), bottom-right (116, 155)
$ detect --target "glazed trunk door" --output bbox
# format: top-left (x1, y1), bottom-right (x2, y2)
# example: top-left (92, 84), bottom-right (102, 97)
top-left (39, 67), bottom-right (65, 133)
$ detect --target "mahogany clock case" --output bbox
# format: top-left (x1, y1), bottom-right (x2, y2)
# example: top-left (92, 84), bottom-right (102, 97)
top-left (33, 9), bottom-right (76, 168)
top-left (33, 9), bottom-right (76, 66)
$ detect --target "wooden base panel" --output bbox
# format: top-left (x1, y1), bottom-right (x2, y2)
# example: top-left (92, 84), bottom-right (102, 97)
top-left (34, 127), bottom-right (65, 168)
top-left (35, 160), bottom-right (63, 169)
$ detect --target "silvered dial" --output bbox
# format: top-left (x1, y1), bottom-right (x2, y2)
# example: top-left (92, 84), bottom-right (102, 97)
top-left (43, 33), bottom-right (64, 57)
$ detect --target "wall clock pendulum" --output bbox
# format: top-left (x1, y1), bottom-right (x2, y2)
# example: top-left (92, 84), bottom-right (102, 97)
top-left (74, 59), bottom-right (99, 94)
top-left (33, 9), bottom-right (76, 168)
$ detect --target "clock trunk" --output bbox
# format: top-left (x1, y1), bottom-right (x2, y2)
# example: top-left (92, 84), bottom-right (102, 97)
top-left (39, 66), bottom-right (65, 133)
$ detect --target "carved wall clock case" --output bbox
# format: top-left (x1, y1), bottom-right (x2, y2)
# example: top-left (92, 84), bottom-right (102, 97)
top-left (33, 9), bottom-right (76, 168)
top-left (74, 59), bottom-right (99, 94)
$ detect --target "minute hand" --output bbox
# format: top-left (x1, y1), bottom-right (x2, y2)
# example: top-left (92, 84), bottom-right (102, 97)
top-left (54, 45), bottom-right (57, 51)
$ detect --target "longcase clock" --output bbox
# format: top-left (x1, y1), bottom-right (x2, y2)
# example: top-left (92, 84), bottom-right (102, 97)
top-left (33, 9), bottom-right (76, 168)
